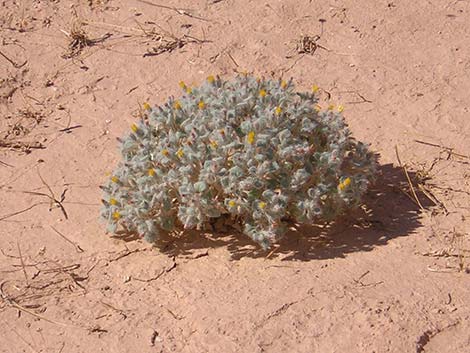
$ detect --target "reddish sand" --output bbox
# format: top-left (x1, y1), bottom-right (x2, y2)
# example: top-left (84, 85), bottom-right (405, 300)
top-left (1, 1), bottom-right (469, 352)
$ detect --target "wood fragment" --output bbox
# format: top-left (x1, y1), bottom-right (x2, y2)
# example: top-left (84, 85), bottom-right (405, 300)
top-left (59, 125), bottom-right (82, 133)
top-left (0, 281), bottom-right (74, 327)
top-left (136, 0), bottom-right (211, 22)
top-left (150, 330), bottom-right (159, 346)
top-left (0, 140), bottom-right (45, 152)
top-left (414, 140), bottom-right (469, 159)
top-left (50, 226), bottom-right (84, 253)
top-left (143, 34), bottom-right (209, 57)
top-left (395, 145), bottom-right (425, 210)
top-left (108, 247), bottom-right (149, 262)
top-left (0, 160), bottom-right (14, 168)
top-left (16, 241), bottom-right (29, 287)
top-left (34, 169), bottom-right (69, 219)
top-left (0, 202), bottom-right (48, 222)
top-left (0, 50), bottom-right (27, 68)
top-left (133, 268), bottom-right (166, 282)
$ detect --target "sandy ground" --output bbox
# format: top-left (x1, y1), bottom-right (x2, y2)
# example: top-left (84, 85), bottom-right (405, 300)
top-left (1, 0), bottom-right (469, 352)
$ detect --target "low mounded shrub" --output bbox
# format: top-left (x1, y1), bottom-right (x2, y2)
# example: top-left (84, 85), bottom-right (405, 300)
top-left (100, 75), bottom-right (377, 249)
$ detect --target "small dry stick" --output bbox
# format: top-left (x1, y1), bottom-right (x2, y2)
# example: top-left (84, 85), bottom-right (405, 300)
top-left (414, 140), bottom-right (469, 159)
top-left (340, 90), bottom-right (372, 104)
top-left (0, 160), bottom-right (14, 168)
top-left (133, 268), bottom-right (166, 282)
top-left (37, 169), bottom-right (69, 219)
top-left (265, 245), bottom-right (281, 259)
top-left (226, 52), bottom-right (239, 67)
top-left (143, 34), bottom-right (209, 57)
top-left (0, 202), bottom-right (48, 222)
top-left (0, 281), bottom-right (71, 327)
top-left (108, 247), bottom-right (149, 262)
top-left (0, 140), bottom-right (45, 152)
top-left (50, 226), bottom-right (84, 253)
top-left (395, 145), bottom-right (425, 210)
top-left (0, 50), bottom-right (27, 68)
top-left (17, 241), bottom-right (29, 287)
top-left (136, 0), bottom-right (211, 22)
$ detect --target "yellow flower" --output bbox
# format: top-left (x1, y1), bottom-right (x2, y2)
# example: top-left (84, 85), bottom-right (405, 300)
top-left (207, 75), bottom-right (215, 83)
top-left (112, 211), bottom-right (121, 220)
top-left (176, 149), bottom-right (184, 158)
top-left (173, 100), bottom-right (182, 110)
top-left (338, 105), bottom-right (344, 113)
top-left (228, 200), bottom-right (236, 207)
top-left (109, 198), bottom-right (118, 205)
top-left (280, 80), bottom-right (287, 89)
top-left (259, 89), bottom-right (267, 97)
top-left (314, 104), bottom-right (322, 112)
top-left (111, 176), bottom-right (119, 183)
top-left (148, 168), bottom-right (155, 176)
top-left (328, 104), bottom-right (335, 111)
top-left (210, 140), bottom-right (218, 148)
top-left (247, 131), bottom-right (255, 144)
top-left (131, 123), bottom-right (138, 133)
top-left (186, 87), bottom-right (192, 94)
top-left (179, 81), bottom-right (186, 89)
top-left (275, 106), bottom-right (282, 115)
top-left (339, 177), bottom-right (352, 191)
top-left (312, 84), bottom-right (319, 93)
top-left (162, 149), bottom-right (169, 156)
top-left (198, 100), bottom-right (205, 109)
top-left (143, 102), bottom-right (151, 110)
top-left (258, 201), bottom-right (267, 209)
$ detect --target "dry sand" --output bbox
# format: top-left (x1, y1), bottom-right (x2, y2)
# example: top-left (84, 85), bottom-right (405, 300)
top-left (1, 0), bottom-right (469, 352)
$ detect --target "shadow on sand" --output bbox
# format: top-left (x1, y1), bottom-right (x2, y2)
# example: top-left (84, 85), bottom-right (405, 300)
top-left (121, 163), bottom-right (432, 261)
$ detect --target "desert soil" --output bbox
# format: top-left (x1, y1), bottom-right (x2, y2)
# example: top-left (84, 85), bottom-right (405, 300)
top-left (1, 0), bottom-right (469, 352)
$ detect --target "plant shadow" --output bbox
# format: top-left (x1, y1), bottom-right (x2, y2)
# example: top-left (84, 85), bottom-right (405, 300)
top-left (146, 163), bottom-right (432, 261)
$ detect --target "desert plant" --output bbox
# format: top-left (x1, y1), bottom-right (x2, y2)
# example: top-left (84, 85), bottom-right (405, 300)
top-left (100, 75), bottom-right (377, 249)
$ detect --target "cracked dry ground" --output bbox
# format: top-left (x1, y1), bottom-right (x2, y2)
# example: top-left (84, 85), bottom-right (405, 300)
top-left (1, 0), bottom-right (469, 352)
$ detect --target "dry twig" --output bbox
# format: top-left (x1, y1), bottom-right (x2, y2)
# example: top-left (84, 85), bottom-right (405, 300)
top-left (0, 140), bottom-right (45, 153)
top-left (0, 50), bottom-right (27, 68)
top-left (395, 145), bottom-right (425, 210)
top-left (50, 226), bottom-right (84, 253)
top-left (143, 33), bottom-right (209, 57)
top-left (17, 242), bottom-right (29, 287)
top-left (133, 256), bottom-right (176, 282)
top-left (136, 0), bottom-right (211, 22)
top-left (414, 140), bottom-right (469, 160)
top-left (0, 281), bottom-right (72, 327)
